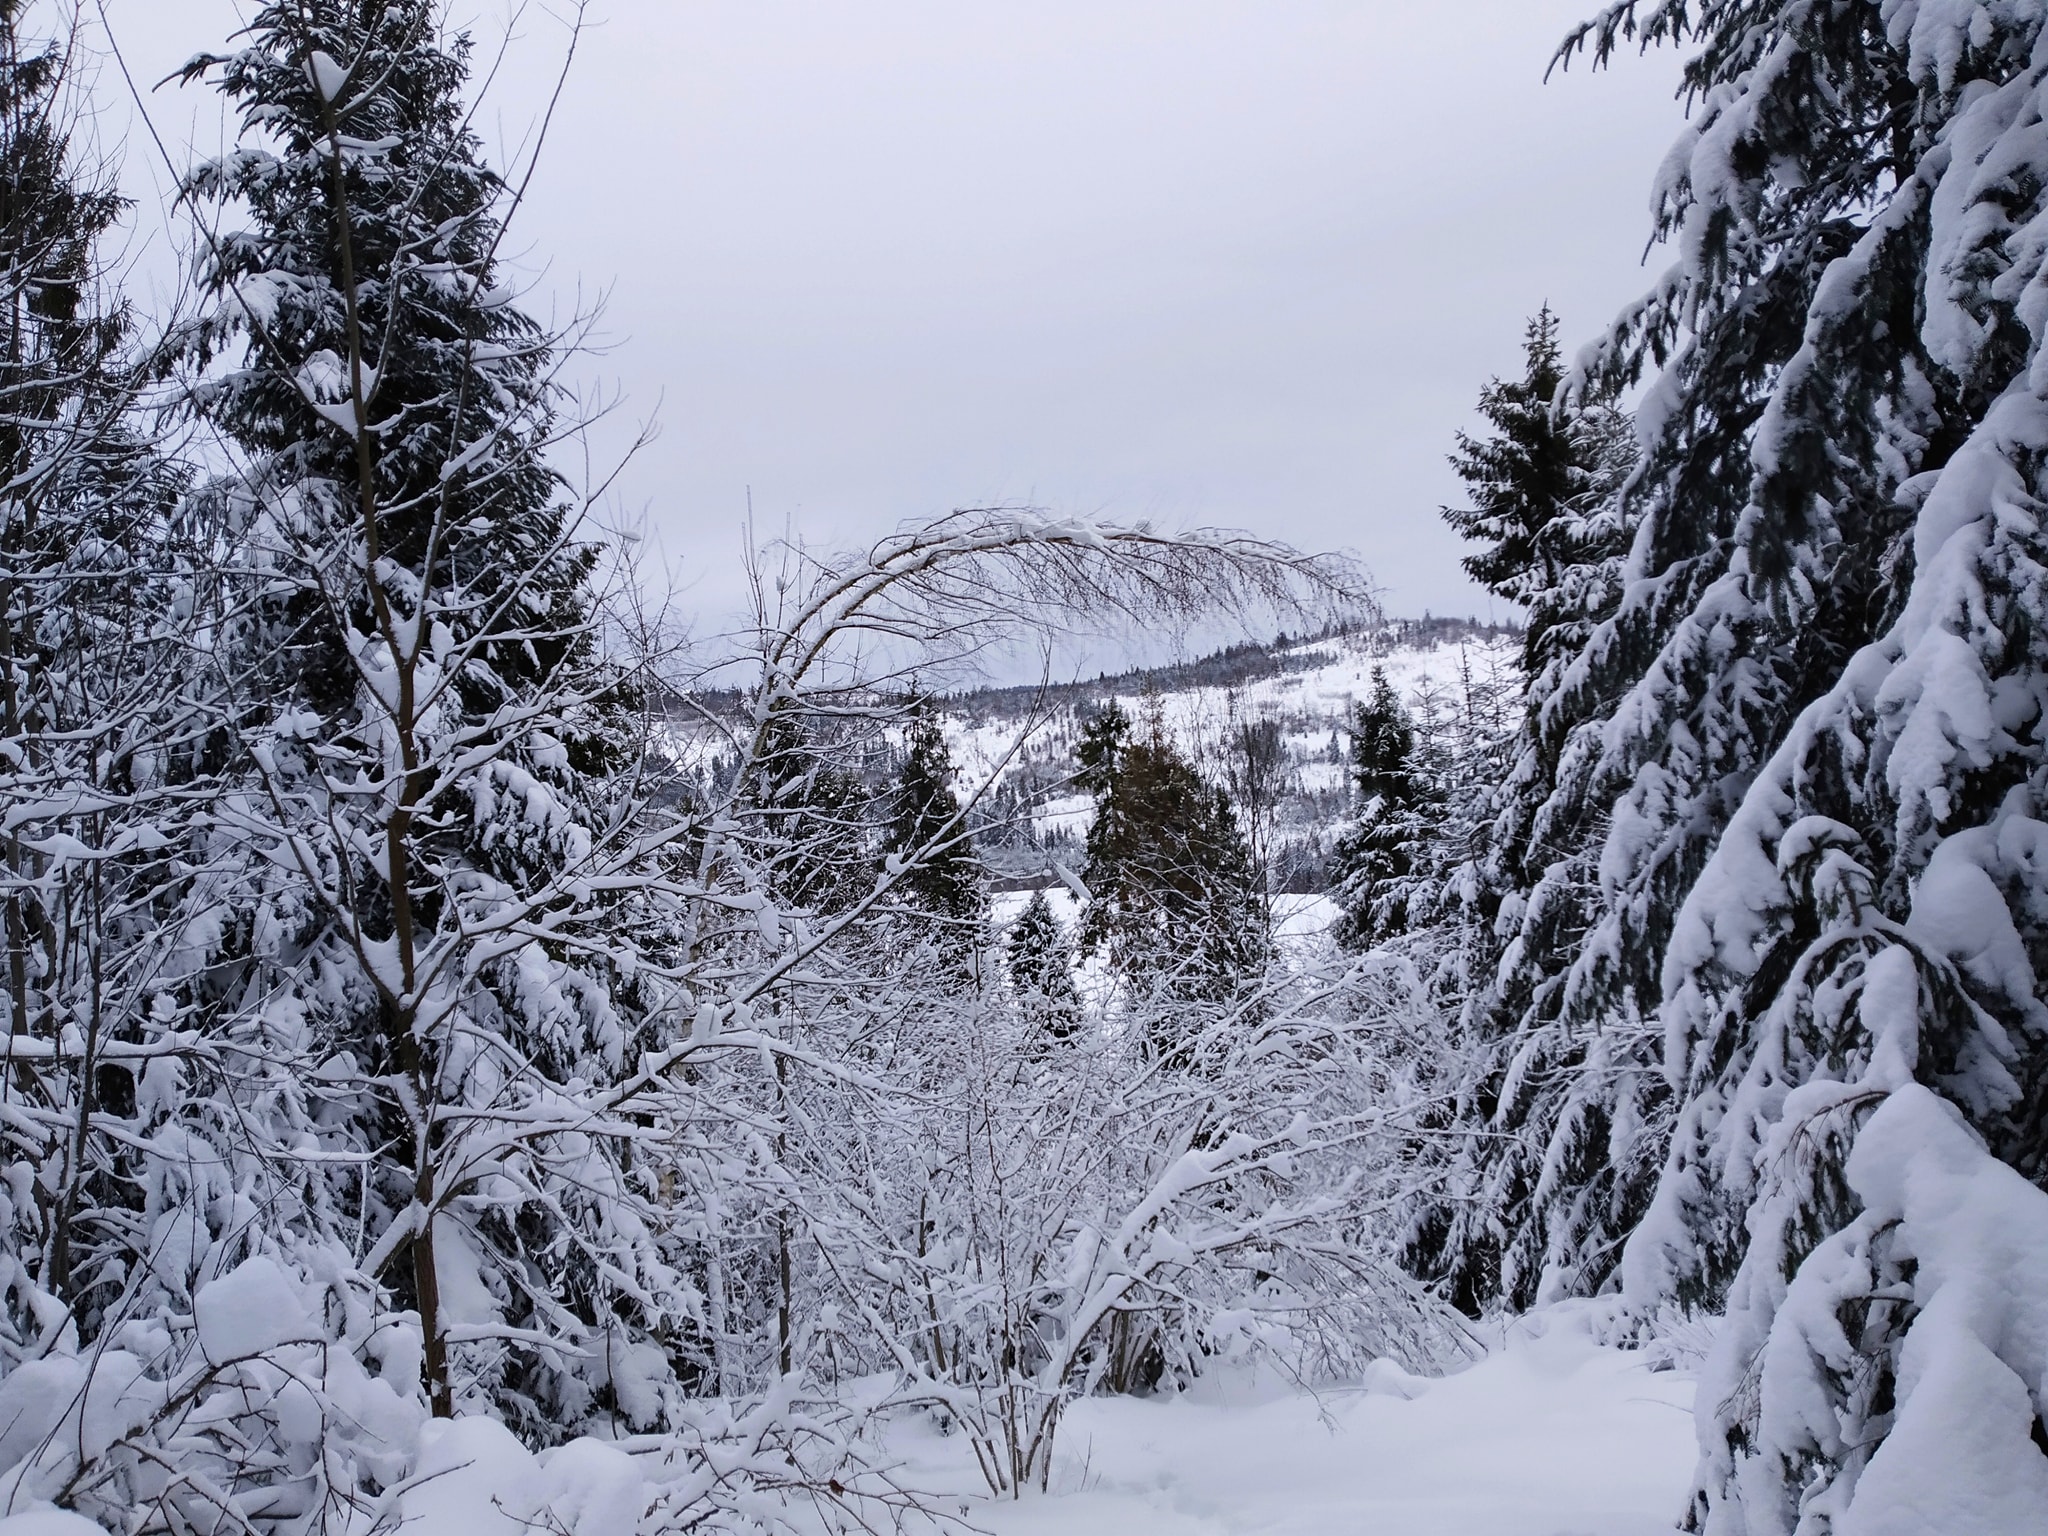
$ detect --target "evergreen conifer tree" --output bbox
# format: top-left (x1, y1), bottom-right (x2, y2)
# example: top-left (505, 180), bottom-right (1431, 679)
top-left (866, 702), bottom-right (984, 994)
top-left (1449, 307), bottom-right (1638, 679)
top-left (882, 704), bottom-right (984, 928)
top-left (1221, 705), bottom-right (1288, 893)
top-left (1401, 308), bottom-right (1651, 1311)
top-left (751, 701), bottom-right (875, 918)
top-left (1458, 3), bottom-right (2048, 1525)
top-left (1006, 888), bottom-right (1079, 1043)
top-left (175, 0), bottom-right (686, 1433)
top-left (1349, 668), bottom-right (1420, 803)
top-left (1076, 701), bottom-right (1268, 1051)
top-left (1330, 668), bottom-right (1434, 950)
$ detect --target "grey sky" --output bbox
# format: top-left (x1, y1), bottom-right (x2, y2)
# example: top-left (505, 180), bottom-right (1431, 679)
top-left (98, 2), bottom-right (1685, 631)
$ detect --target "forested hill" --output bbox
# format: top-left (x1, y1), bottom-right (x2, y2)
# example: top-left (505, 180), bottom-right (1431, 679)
top-left (937, 617), bottom-right (1520, 892)
top-left (941, 614), bottom-right (1517, 726)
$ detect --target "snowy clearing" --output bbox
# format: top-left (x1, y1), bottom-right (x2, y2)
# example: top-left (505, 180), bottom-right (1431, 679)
top-left (0, 1311), bottom-right (1690, 1536)
top-left (886, 1314), bottom-right (1694, 1536)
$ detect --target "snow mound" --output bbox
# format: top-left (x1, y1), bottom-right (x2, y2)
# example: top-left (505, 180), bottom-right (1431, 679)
top-left (400, 1418), bottom-right (649, 1536)
top-left (194, 1256), bottom-right (314, 1363)
top-left (1825, 1086), bottom-right (2048, 1535)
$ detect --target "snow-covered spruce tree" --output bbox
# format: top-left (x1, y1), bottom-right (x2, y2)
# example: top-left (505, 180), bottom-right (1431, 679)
top-left (172, 0), bottom-right (691, 1438)
top-left (707, 693), bottom-right (894, 1386)
top-left (1330, 666), bottom-right (1436, 951)
top-left (749, 697), bottom-right (877, 919)
top-left (1403, 0), bottom-right (1958, 1329)
top-left (1499, 0), bottom-right (1964, 1327)
top-left (1006, 888), bottom-right (1079, 1044)
top-left (1534, 2), bottom-right (2048, 1527)
top-left (1400, 308), bottom-right (1654, 1313)
top-left (1075, 699), bottom-right (1270, 1052)
top-left (879, 701), bottom-right (986, 979)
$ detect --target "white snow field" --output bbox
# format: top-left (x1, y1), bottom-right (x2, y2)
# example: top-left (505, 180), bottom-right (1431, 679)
top-left (0, 1309), bottom-right (1692, 1536)
top-left (887, 1310), bottom-right (1696, 1536)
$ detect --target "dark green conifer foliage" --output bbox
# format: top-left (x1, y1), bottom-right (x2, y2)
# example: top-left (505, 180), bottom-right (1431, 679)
top-left (752, 704), bottom-right (873, 917)
top-left (1348, 669), bottom-right (1418, 803)
top-left (1404, 5), bottom-right (2048, 1525)
top-left (1445, 310), bottom-right (1572, 628)
top-left (1399, 309), bottom-right (1649, 1312)
top-left (882, 705), bottom-right (983, 924)
top-left (1006, 889), bottom-right (1079, 1043)
top-left (180, 3), bottom-right (604, 732)
top-left (1076, 702), bottom-right (1268, 1046)
top-left (1330, 668), bottom-right (1434, 950)
top-left (1443, 306), bottom-right (1638, 677)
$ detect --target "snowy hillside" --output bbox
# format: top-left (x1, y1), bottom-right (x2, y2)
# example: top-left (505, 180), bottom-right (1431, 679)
top-left (942, 620), bottom-right (1520, 891)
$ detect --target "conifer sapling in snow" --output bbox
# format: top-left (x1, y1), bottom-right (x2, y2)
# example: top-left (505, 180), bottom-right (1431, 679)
top-left (881, 702), bottom-right (986, 971)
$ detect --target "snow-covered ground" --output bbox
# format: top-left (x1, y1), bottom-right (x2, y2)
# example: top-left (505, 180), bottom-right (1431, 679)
top-left (8, 1309), bottom-right (1690, 1536)
top-left (888, 1310), bottom-right (1695, 1536)
top-left (1272, 891), bottom-right (1339, 946)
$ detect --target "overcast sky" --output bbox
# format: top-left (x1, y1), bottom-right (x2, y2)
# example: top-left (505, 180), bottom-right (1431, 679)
top-left (96, 1), bottom-right (1686, 633)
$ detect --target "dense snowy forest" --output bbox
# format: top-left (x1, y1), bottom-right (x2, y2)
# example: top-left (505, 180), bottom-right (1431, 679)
top-left (0, 1), bottom-right (2044, 1533)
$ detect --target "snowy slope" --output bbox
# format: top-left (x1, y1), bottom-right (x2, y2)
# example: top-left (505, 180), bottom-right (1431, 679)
top-left (947, 624), bottom-right (1520, 889)
top-left (946, 626), bottom-right (1518, 781)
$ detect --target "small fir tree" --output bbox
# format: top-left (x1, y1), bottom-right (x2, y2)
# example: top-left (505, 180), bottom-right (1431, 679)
top-left (882, 704), bottom-right (985, 925)
top-left (1330, 668), bottom-right (1435, 950)
top-left (1006, 888), bottom-right (1080, 1043)
top-left (1076, 701), bottom-right (1268, 1050)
